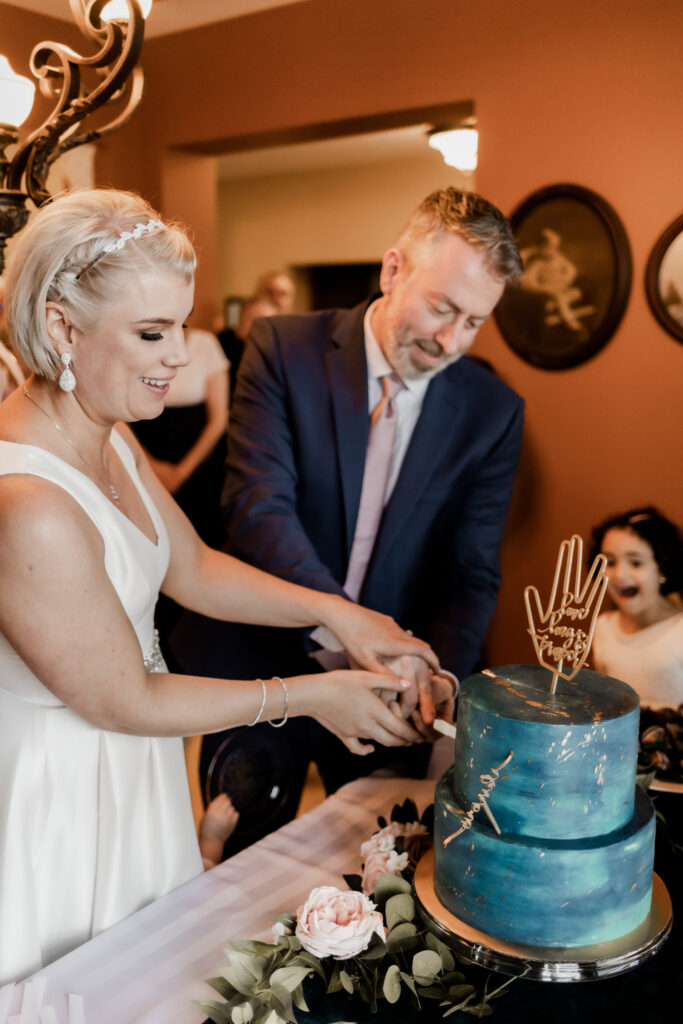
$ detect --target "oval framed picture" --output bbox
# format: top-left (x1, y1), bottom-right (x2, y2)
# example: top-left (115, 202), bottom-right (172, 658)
top-left (494, 183), bottom-right (632, 370)
top-left (645, 213), bottom-right (683, 344)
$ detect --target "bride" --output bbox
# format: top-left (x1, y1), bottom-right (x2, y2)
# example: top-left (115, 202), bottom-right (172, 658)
top-left (0, 188), bottom-right (443, 984)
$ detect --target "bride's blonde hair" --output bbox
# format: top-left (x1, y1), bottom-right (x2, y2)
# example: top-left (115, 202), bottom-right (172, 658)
top-left (6, 188), bottom-right (196, 381)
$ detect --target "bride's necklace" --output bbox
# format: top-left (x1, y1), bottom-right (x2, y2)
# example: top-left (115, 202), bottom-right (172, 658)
top-left (23, 388), bottom-right (120, 505)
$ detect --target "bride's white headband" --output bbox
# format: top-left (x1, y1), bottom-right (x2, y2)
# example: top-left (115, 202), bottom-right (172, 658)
top-left (75, 218), bottom-right (165, 281)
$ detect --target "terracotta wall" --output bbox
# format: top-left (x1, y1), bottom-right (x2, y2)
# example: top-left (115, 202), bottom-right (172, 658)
top-left (3, 0), bottom-right (682, 666)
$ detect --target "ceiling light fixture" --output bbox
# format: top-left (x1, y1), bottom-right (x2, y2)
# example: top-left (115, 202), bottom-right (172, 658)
top-left (427, 125), bottom-right (478, 172)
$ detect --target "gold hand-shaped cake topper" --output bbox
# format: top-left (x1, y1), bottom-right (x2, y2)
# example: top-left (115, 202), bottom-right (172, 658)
top-left (525, 534), bottom-right (608, 694)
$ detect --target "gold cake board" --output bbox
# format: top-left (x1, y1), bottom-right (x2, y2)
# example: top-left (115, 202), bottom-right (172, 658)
top-left (413, 850), bottom-right (672, 982)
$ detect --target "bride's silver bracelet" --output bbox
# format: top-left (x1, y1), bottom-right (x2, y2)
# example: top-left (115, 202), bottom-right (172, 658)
top-left (269, 676), bottom-right (289, 728)
top-left (247, 678), bottom-right (267, 727)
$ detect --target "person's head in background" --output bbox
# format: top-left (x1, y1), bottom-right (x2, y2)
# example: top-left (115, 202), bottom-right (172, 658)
top-left (589, 506), bottom-right (683, 626)
top-left (236, 295), bottom-right (278, 340)
top-left (372, 187), bottom-right (522, 382)
top-left (255, 271), bottom-right (295, 314)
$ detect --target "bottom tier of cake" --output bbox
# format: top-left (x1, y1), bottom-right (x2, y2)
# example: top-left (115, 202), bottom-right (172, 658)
top-left (434, 767), bottom-right (656, 948)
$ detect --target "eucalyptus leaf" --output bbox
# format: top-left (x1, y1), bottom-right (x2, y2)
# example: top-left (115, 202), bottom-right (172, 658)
top-left (230, 940), bottom-right (276, 956)
top-left (326, 963), bottom-right (343, 994)
top-left (399, 971), bottom-right (418, 996)
top-left (382, 963), bottom-right (402, 1004)
top-left (385, 893), bottom-right (415, 928)
top-left (261, 1010), bottom-right (286, 1024)
top-left (412, 949), bottom-right (442, 985)
top-left (413, 985), bottom-right (444, 999)
top-left (220, 959), bottom-right (263, 998)
top-left (461, 1003), bottom-right (494, 1017)
top-left (357, 977), bottom-right (372, 1004)
top-left (355, 959), bottom-right (375, 985)
top-left (260, 1006), bottom-right (290, 1024)
top-left (373, 873), bottom-right (412, 906)
top-left (386, 921), bottom-right (418, 953)
top-left (443, 1005), bottom-right (466, 1019)
top-left (205, 976), bottom-right (235, 998)
top-left (230, 1003), bottom-right (254, 1024)
top-left (272, 914), bottom-right (296, 930)
top-left (357, 933), bottom-right (388, 961)
top-left (227, 950), bottom-right (266, 980)
top-left (441, 970), bottom-right (466, 985)
top-left (291, 984), bottom-right (309, 1013)
top-left (269, 984), bottom-right (295, 1022)
top-left (484, 972), bottom-right (517, 999)
top-left (269, 965), bottom-right (314, 994)
top-left (448, 984), bottom-right (476, 999)
top-left (193, 999), bottom-right (233, 1024)
top-left (425, 932), bottom-right (456, 972)
top-left (292, 951), bottom-right (327, 980)
top-left (339, 969), bottom-right (355, 995)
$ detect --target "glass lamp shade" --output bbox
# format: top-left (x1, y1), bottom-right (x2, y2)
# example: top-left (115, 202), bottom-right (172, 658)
top-left (101, 0), bottom-right (153, 21)
top-left (428, 127), bottom-right (478, 171)
top-left (0, 56), bottom-right (36, 129)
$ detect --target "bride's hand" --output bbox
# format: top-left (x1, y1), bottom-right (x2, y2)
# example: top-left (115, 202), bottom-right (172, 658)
top-left (307, 670), bottom-right (424, 756)
top-left (321, 597), bottom-right (440, 677)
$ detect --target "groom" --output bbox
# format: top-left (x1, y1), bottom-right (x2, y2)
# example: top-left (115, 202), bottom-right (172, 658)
top-left (169, 187), bottom-right (525, 848)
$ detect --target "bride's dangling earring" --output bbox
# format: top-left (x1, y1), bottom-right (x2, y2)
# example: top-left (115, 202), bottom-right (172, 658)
top-left (59, 352), bottom-right (76, 392)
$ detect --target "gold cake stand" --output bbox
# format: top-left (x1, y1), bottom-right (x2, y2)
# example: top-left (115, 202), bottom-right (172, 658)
top-left (413, 850), bottom-right (672, 982)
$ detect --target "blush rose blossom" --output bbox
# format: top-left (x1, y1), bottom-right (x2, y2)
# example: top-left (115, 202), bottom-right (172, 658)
top-left (295, 885), bottom-right (385, 960)
top-left (360, 821), bottom-right (428, 895)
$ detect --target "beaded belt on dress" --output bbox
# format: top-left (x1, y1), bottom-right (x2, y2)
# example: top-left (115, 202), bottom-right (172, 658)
top-left (143, 629), bottom-right (166, 673)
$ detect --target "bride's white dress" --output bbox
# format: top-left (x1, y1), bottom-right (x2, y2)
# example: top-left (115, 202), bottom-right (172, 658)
top-left (0, 433), bottom-right (203, 985)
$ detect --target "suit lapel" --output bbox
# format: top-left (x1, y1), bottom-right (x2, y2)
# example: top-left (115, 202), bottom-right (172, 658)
top-left (325, 303), bottom-right (370, 555)
top-left (371, 369), bottom-right (466, 563)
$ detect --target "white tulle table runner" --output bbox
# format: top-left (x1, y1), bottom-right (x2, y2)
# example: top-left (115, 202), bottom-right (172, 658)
top-left (3, 742), bottom-right (450, 1024)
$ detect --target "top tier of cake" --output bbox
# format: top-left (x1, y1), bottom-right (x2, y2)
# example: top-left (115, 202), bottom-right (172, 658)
top-left (452, 664), bottom-right (639, 840)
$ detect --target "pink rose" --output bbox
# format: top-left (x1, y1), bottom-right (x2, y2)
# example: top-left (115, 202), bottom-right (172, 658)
top-left (295, 885), bottom-right (385, 960)
top-left (361, 822), bottom-right (406, 855)
top-left (360, 821), bottom-right (429, 894)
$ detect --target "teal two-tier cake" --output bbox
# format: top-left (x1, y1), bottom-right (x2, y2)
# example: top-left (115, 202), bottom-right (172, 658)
top-left (434, 664), bottom-right (656, 948)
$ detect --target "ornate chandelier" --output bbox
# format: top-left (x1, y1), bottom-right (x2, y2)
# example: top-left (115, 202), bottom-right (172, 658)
top-left (0, 0), bottom-right (152, 274)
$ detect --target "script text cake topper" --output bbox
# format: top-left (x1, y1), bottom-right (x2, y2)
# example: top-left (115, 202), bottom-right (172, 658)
top-left (525, 533), bottom-right (608, 694)
top-left (442, 750), bottom-right (514, 846)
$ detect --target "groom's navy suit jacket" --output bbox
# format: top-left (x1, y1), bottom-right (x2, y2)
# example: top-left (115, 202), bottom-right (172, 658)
top-left (170, 300), bottom-right (524, 684)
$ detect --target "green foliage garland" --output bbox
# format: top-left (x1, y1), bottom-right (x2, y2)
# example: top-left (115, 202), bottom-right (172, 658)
top-left (198, 801), bottom-right (513, 1024)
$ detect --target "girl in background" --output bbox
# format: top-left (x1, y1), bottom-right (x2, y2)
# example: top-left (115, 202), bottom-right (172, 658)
top-left (589, 506), bottom-right (683, 709)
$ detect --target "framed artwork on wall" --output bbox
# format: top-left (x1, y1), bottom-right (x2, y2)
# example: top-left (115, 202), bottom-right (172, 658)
top-left (494, 183), bottom-right (632, 370)
top-left (645, 213), bottom-right (683, 344)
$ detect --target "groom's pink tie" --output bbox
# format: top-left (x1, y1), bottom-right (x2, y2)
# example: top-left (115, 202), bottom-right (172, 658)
top-left (344, 373), bottom-right (403, 602)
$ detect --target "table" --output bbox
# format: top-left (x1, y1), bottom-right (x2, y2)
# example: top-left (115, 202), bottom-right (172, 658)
top-left (2, 743), bottom-right (452, 1024)
top-left (3, 742), bottom-right (681, 1024)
